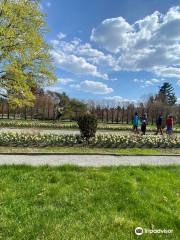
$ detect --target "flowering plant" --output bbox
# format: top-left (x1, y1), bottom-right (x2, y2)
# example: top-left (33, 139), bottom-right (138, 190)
top-left (0, 132), bottom-right (179, 148)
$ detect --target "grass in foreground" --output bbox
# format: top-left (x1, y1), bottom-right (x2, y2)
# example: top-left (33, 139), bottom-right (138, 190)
top-left (0, 166), bottom-right (179, 239)
top-left (1, 146), bottom-right (180, 155)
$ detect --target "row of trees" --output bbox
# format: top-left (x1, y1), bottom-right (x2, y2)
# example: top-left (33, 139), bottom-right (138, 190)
top-left (87, 82), bottom-right (180, 124)
top-left (0, 91), bottom-right (87, 120)
top-left (1, 82), bottom-right (180, 124)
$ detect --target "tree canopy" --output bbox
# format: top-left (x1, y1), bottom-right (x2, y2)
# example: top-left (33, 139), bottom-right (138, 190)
top-left (157, 82), bottom-right (177, 105)
top-left (0, 0), bottom-right (56, 106)
top-left (48, 91), bottom-right (87, 119)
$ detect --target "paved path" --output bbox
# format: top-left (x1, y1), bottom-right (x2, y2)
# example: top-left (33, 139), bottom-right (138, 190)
top-left (0, 128), bottom-right (130, 135)
top-left (0, 155), bottom-right (179, 166)
top-left (2, 128), bottom-right (179, 136)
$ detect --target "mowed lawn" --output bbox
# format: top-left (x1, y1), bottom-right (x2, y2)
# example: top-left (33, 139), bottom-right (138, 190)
top-left (0, 166), bottom-right (179, 240)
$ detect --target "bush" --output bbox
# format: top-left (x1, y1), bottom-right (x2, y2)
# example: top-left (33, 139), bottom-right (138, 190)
top-left (77, 114), bottom-right (98, 140)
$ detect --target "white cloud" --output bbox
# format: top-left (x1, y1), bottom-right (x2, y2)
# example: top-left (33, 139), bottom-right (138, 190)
top-left (145, 80), bottom-right (153, 86)
top-left (133, 78), bottom-right (144, 83)
top-left (71, 80), bottom-right (113, 94)
top-left (75, 43), bottom-right (117, 69)
top-left (45, 78), bottom-right (74, 92)
top-left (104, 96), bottom-right (136, 106)
top-left (177, 97), bottom-right (180, 103)
top-left (144, 78), bottom-right (160, 86)
top-left (50, 7), bottom-right (180, 83)
top-left (51, 50), bottom-right (108, 79)
top-left (151, 78), bottom-right (160, 83)
top-left (91, 17), bottom-right (133, 53)
top-left (177, 80), bottom-right (180, 86)
top-left (57, 32), bottom-right (66, 40)
top-left (91, 6), bottom-right (180, 78)
top-left (50, 39), bottom-right (60, 46)
top-left (133, 78), bottom-right (161, 88)
top-left (153, 66), bottom-right (180, 79)
top-left (58, 78), bottom-right (74, 85)
top-left (50, 38), bottom-right (109, 79)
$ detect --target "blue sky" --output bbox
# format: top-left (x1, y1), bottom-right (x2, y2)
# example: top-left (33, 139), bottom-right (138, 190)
top-left (41, 0), bottom-right (180, 104)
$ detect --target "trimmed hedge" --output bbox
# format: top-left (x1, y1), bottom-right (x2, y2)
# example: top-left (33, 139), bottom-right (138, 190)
top-left (77, 114), bottom-right (97, 139)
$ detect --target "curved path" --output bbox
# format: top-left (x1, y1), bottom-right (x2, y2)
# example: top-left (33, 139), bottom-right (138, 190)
top-left (0, 155), bottom-right (179, 166)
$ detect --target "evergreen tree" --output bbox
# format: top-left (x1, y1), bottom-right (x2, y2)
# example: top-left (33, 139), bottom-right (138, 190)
top-left (157, 82), bottom-right (177, 105)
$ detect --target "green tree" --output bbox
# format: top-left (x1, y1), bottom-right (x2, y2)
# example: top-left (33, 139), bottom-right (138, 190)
top-left (48, 91), bottom-right (87, 120)
top-left (157, 82), bottom-right (177, 105)
top-left (69, 99), bottom-right (87, 120)
top-left (0, 0), bottom-right (56, 106)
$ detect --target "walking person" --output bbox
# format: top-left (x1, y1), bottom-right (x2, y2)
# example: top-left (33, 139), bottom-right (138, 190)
top-left (141, 113), bottom-right (148, 135)
top-left (166, 114), bottom-right (173, 135)
top-left (132, 112), bottom-right (139, 133)
top-left (155, 112), bottom-right (163, 135)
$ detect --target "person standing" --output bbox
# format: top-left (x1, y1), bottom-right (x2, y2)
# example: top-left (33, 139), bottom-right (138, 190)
top-left (166, 114), bottom-right (173, 135)
top-left (141, 113), bottom-right (148, 135)
top-left (132, 112), bottom-right (139, 133)
top-left (155, 112), bottom-right (163, 135)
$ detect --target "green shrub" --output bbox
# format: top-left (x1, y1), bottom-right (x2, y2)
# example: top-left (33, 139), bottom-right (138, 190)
top-left (77, 114), bottom-right (98, 140)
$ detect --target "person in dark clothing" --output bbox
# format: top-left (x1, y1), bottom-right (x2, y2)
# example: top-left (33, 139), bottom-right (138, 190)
top-left (141, 113), bottom-right (148, 135)
top-left (56, 106), bottom-right (64, 120)
top-left (155, 112), bottom-right (163, 135)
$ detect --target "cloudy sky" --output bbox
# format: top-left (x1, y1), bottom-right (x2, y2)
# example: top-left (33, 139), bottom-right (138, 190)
top-left (42, 0), bottom-right (180, 103)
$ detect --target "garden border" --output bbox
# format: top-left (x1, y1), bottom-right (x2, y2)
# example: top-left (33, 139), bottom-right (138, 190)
top-left (0, 152), bottom-right (180, 156)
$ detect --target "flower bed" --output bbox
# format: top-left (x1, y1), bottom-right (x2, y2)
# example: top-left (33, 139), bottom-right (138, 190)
top-left (0, 132), bottom-right (78, 147)
top-left (89, 134), bottom-right (180, 148)
top-left (0, 132), bottom-right (180, 148)
top-left (0, 120), bottom-right (78, 129)
top-left (0, 120), bottom-right (180, 133)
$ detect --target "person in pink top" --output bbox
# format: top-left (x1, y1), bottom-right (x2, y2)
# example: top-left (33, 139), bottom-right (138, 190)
top-left (166, 114), bottom-right (173, 135)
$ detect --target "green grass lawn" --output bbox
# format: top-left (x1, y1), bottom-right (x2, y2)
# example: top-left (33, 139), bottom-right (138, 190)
top-left (1, 146), bottom-right (180, 155)
top-left (0, 166), bottom-right (179, 239)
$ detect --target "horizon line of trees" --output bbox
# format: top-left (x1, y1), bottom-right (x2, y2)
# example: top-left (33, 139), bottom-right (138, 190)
top-left (0, 82), bottom-right (180, 125)
top-left (87, 82), bottom-right (180, 124)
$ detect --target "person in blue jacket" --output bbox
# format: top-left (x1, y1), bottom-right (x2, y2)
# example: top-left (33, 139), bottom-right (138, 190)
top-left (132, 112), bottom-right (139, 133)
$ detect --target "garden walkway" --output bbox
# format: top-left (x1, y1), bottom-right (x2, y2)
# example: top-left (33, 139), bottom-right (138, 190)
top-left (0, 155), bottom-right (179, 166)
top-left (1, 128), bottom-right (180, 136)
